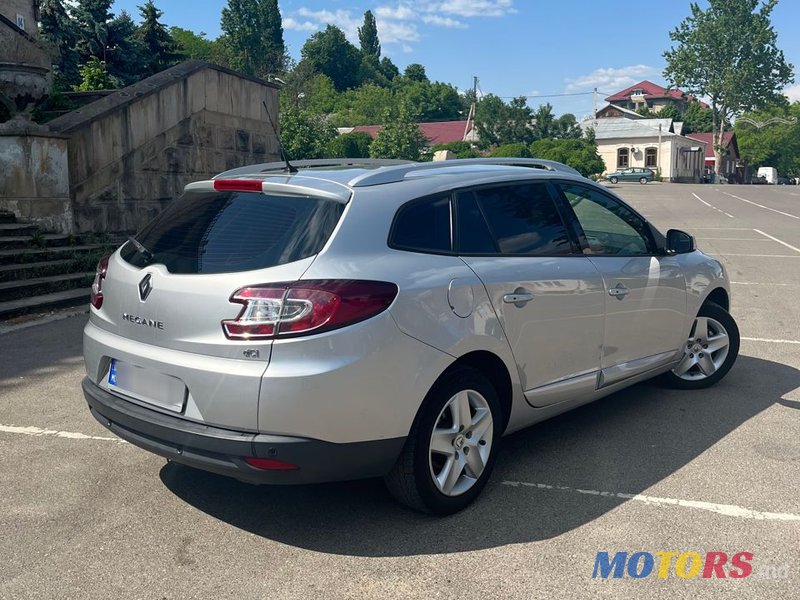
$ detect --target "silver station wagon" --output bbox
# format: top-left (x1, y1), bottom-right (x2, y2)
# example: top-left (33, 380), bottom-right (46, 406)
top-left (82, 158), bottom-right (739, 514)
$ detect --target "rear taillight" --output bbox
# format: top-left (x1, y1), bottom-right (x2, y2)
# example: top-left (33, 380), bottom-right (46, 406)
top-left (222, 280), bottom-right (398, 340)
top-left (90, 255), bottom-right (110, 309)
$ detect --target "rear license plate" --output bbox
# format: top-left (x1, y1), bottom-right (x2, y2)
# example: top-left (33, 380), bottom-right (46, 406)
top-left (106, 359), bottom-right (187, 413)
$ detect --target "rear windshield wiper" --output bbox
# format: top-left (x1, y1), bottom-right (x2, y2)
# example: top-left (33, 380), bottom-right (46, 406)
top-left (127, 236), bottom-right (153, 262)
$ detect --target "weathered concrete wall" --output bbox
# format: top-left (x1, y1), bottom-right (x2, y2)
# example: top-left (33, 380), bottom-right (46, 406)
top-left (0, 131), bottom-right (71, 231)
top-left (0, 0), bottom-right (37, 35)
top-left (47, 61), bottom-right (280, 233)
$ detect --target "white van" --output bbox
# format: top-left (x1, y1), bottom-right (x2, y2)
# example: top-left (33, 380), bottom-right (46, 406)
top-left (757, 167), bottom-right (778, 184)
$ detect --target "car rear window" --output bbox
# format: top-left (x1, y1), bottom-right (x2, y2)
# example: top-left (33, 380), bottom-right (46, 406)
top-left (389, 194), bottom-right (452, 253)
top-left (120, 191), bottom-right (344, 274)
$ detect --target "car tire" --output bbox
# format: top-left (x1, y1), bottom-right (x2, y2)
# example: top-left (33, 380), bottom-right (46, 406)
top-left (657, 302), bottom-right (739, 390)
top-left (384, 366), bottom-right (502, 515)
top-left (639, 177), bottom-right (648, 184)
top-left (609, 176), bottom-right (619, 184)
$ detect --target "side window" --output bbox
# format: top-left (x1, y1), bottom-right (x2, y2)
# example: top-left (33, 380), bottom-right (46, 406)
top-left (560, 184), bottom-right (653, 256)
top-left (455, 191), bottom-right (497, 253)
top-left (390, 194), bottom-right (452, 253)
top-left (468, 183), bottom-right (573, 256)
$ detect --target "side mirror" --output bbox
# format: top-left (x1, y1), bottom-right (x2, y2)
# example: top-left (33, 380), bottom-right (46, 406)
top-left (666, 229), bottom-right (695, 254)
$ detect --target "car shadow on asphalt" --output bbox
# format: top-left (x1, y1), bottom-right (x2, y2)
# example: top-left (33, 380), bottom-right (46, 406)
top-left (160, 354), bottom-right (799, 557)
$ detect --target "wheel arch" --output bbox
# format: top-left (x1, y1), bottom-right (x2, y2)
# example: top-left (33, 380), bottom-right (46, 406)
top-left (703, 287), bottom-right (729, 312)
top-left (444, 350), bottom-right (513, 432)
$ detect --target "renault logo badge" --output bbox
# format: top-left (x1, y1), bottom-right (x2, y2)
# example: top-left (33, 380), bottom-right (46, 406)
top-left (138, 273), bottom-right (153, 302)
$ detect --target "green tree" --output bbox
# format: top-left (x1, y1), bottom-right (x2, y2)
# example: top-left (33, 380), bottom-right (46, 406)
top-left (530, 137), bottom-right (606, 177)
top-left (735, 100), bottom-right (800, 176)
top-left (476, 95), bottom-right (534, 146)
top-left (490, 143), bottom-right (530, 158)
top-left (682, 101), bottom-right (714, 133)
top-left (370, 108), bottom-right (428, 160)
top-left (403, 63), bottom-right (428, 83)
top-left (328, 132), bottom-right (373, 158)
top-left (301, 25), bottom-right (362, 91)
top-left (136, 1), bottom-right (179, 77)
top-left (358, 10), bottom-right (380, 58)
top-left (430, 141), bottom-right (481, 158)
top-left (170, 27), bottom-right (215, 60)
top-left (398, 81), bottom-right (463, 122)
top-left (279, 109), bottom-right (336, 160)
top-left (71, 0), bottom-right (113, 64)
top-left (379, 56), bottom-right (400, 81)
top-left (105, 10), bottom-right (144, 86)
top-left (664, 0), bottom-right (794, 176)
top-left (333, 84), bottom-right (394, 125)
top-left (39, 0), bottom-right (81, 89)
top-left (221, 0), bottom-right (285, 78)
top-left (73, 56), bottom-right (113, 90)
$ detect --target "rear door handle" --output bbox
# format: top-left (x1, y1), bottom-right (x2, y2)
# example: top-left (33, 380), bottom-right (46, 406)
top-left (608, 284), bottom-right (629, 298)
top-left (503, 292), bottom-right (534, 305)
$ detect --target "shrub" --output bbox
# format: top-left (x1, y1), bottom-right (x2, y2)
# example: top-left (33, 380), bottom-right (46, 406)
top-left (489, 143), bottom-right (530, 158)
top-left (328, 132), bottom-right (373, 158)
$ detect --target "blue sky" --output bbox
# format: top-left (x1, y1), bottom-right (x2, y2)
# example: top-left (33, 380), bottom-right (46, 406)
top-left (111, 0), bottom-right (800, 119)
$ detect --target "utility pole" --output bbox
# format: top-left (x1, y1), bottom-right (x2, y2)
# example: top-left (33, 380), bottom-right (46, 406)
top-left (463, 76), bottom-right (478, 141)
top-left (593, 87), bottom-right (598, 120)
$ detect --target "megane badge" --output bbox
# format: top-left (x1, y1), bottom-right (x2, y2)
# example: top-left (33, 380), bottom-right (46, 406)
top-left (138, 273), bottom-right (153, 302)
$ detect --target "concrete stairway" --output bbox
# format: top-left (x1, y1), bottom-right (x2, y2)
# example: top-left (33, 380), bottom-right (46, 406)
top-left (0, 211), bottom-right (122, 321)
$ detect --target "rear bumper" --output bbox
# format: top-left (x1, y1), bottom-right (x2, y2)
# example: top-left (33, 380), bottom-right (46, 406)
top-left (82, 377), bottom-right (405, 485)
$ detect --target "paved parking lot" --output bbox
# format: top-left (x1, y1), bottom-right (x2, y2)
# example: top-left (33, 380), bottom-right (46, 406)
top-left (1, 183), bottom-right (799, 599)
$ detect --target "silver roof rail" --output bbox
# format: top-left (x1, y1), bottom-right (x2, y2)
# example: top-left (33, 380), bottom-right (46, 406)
top-left (214, 158), bottom-right (414, 180)
top-left (347, 158), bottom-right (584, 187)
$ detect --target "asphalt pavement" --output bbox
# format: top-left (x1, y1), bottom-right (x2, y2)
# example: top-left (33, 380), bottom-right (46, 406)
top-left (1, 183), bottom-right (799, 599)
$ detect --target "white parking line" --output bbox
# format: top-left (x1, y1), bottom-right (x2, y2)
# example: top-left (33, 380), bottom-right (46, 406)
top-left (502, 481), bottom-right (800, 522)
top-left (696, 238), bottom-right (770, 241)
top-left (692, 193), bottom-right (735, 218)
top-left (741, 337), bottom-right (800, 345)
top-left (717, 254), bottom-right (800, 258)
top-left (689, 227), bottom-right (753, 230)
top-left (731, 281), bottom-right (792, 286)
top-left (720, 191), bottom-right (800, 220)
top-left (0, 424), bottom-right (126, 443)
top-left (753, 229), bottom-right (800, 254)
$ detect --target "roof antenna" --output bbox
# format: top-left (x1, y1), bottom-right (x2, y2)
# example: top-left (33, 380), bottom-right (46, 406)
top-left (262, 100), bottom-right (297, 174)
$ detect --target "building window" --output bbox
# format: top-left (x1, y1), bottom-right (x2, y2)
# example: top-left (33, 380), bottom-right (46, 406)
top-left (617, 148), bottom-right (629, 169)
top-left (645, 148), bottom-right (657, 168)
top-left (16, 14), bottom-right (26, 30)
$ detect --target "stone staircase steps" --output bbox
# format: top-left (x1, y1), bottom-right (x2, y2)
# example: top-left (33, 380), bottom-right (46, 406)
top-left (0, 272), bottom-right (95, 303)
top-left (0, 288), bottom-right (93, 319)
top-left (0, 214), bottom-right (121, 321)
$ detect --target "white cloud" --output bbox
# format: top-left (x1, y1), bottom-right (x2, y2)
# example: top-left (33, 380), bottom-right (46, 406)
top-left (285, 1), bottom-right (514, 51)
top-left (785, 84), bottom-right (800, 102)
top-left (564, 64), bottom-right (661, 94)
top-left (283, 17), bottom-right (317, 32)
top-left (421, 14), bottom-right (467, 28)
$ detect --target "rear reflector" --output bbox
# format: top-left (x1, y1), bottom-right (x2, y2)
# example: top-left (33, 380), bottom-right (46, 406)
top-left (213, 179), bottom-right (264, 192)
top-left (243, 457), bottom-right (299, 471)
top-left (223, 280), bottom-right (398, 340)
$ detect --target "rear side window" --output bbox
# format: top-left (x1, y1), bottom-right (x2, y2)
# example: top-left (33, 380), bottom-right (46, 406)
top-left (121, 191), bottom-right (344, 274)
top-left (390, 194), bottom-right (452, 253)
top-left (469, 183), bottom-right (573, 255)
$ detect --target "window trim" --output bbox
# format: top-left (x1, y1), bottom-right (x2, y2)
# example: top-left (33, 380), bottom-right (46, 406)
top-left (645, 147), bottom-right (658, 168)
top-left (617, 147), bottom-right (629, 169)
top-left (387, 192), bottom-right (456, 256)
top-left (451, 181), bottom-right (582, 257)
top-left (552, 180), bottom-right (659, 257)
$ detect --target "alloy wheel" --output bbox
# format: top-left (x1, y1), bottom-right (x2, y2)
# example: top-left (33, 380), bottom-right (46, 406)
top-left (673, 316), bottom-right (731, 381)
top-left (428, 389), bottom-right (494, 496)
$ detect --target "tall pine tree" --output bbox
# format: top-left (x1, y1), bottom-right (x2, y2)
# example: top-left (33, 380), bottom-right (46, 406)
top-left (221, 0), bottom-right (285, 78)
top-left (39, 0), bottom-right (80, 89)
top-left (358, 10), bottom-right (380, 58)
top-left (135, 1), bottom-right (179, 77)
top-left (71, 0), bottom-right (113, 61)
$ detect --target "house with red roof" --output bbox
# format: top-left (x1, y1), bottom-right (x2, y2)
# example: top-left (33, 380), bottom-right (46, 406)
top-left (340, 120), bottom-right (477, 146)
top-left (686, 131), bottom-right (742, 182)
top-left (602, 80), bottom-right (707, 115)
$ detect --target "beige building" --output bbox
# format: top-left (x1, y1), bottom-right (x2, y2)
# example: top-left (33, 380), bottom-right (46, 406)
top-left (583, 118), bottom-right (706, 183)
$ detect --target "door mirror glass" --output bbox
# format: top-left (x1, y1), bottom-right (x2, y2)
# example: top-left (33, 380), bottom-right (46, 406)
top-left (666, 229), bottom-right (695, 254)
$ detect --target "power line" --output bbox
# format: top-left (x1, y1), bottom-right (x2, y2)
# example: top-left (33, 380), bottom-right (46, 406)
top-left (494, 91), bottom-right (613, 99)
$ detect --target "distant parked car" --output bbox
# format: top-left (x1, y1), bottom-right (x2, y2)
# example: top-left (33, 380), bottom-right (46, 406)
top-left (749, 175), bottom-right (768, 185)
top-left (607, 167), bottom-right (655, 184)
top-left (777, 176), bottom-right (790, 185)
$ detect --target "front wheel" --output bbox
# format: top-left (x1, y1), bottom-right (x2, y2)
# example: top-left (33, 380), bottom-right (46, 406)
top-left (384, 367), bottom-right (501, 514)
top-left (658, 302), bottom-right (739, 389)
top-left (639, 177), bottom-right (649, 184)
top-left (609, 176), bottom-right (619, 184)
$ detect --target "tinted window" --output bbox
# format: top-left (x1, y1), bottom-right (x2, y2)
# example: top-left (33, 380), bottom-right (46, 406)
top-left (472, 183), bottom-right (573, 255)
top-left (121, 191), bottom-right (344, 274)
top-left (390, 195), bottom-right (452, 253)
top-left (560, 184), bottom-right (652, 255)
top-left (456, 192), bottom-right (497, 254)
